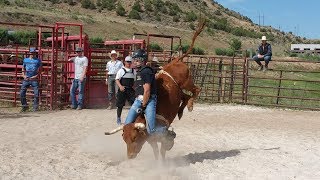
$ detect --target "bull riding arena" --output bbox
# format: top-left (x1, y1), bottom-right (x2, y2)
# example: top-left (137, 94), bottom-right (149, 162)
top-left (1, 22), bottom-right (320, 179)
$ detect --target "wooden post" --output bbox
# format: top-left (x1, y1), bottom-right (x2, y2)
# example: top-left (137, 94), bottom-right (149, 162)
top-left (276, 70), bottom-right (283, 105)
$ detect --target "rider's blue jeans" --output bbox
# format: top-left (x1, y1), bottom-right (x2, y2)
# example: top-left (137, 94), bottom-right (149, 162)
top-left (125, 94), bottom-right (160, 134)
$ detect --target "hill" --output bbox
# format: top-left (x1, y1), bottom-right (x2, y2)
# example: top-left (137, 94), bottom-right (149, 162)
top-left (0, 0), bottom-right (309, 56)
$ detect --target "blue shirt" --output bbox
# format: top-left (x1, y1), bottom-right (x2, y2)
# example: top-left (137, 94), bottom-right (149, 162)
top-left (23, 57), bottom-right (42, 77)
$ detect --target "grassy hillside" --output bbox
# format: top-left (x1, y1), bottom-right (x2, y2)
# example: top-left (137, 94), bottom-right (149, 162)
top-left (0, 0), bottom-right (309, 56)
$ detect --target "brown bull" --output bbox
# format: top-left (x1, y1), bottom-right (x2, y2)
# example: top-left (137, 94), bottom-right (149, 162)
top-left (105, 19), bottom-right (206, 160)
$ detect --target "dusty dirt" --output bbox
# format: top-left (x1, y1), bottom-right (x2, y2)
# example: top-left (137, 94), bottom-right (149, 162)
top-left (1, 104), bottom-right (320, 179)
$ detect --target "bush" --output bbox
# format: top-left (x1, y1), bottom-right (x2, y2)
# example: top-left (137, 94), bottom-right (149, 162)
top-left (144, 0), bottom-right (153, 12)
top-left (132, 0), bottom-right (142, 12)
top-left (173, 15), bottom-right (180, 22)
top-left (211, 18), bottom-right (231, 32)
top-left (89, 37), bottom-right (104, 48)
top-left (215, 48), bottom-right (226, 56)
top-left (9, 31), bottom-right (37, 45)
top-left (194, 47), bottom-right (205, 55)
top-left (153, 0), bottom-right (165, 11)
top-left (189, 23), bottom-right (195, 30)
top-left (160, 6), bottom-right (167, 14)
top-left (214, 10), bottom-right (222, 16)
top-left (225, 48), bottom-right (235, 56)
top-left (174, 44), bottom-right (205, 55)
top-left (66, 0), bottom-right (76, 5)
top-left (155, 14), bottom-right (161, 21)
top-left (81, 0), bottom-right (95, 9)
top-left (0, 0), bottom-right (10, 5)
top-left (185, 11), bottom-right (197, 22)
top-left (229, 38), bottom-right (242, 50)
top-left (149, 43), bottom-right (163, 51)
top-left (101, 0), bottom-right (116, 11)
top-left (289, 53), bottom-right (298, 57)
top-left (116, 3), bottom-right (126, 16)
top-left (128, 9), bottom-right (141, 19)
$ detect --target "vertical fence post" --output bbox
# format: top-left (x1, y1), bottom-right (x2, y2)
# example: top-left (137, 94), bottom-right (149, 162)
top-left (229, 54), bottom-right (235, 102)
top-left (218, 59), bottom-right (223, 102)
top-left (243, 54), bottom-right (249, 104)
top-left (276, 70), bottom-right (283, 105)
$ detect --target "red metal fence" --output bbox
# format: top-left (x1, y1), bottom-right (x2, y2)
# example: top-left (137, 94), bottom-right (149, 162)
top-left (1, 21), bottom-right (320, 111)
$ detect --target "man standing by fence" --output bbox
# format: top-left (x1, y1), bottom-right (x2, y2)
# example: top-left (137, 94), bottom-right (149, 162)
top-left (20, 48), bottom-right (42, 112)
top-left (252, 36), bottom-right (272, 71)
top-left (68, 47), bottom-right (88, 110)
top-left (106, 50), bottom-right (123, 110)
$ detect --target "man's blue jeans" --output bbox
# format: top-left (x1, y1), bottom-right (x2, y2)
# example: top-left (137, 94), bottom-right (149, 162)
top-left (253, 55), bottom-right (272, 65)
top-left (70, 79), bottom-right (86, 108)
top-left (20, 80), bottom-right (39, 110)
top-left (125, 95), bottom-right (161, 134)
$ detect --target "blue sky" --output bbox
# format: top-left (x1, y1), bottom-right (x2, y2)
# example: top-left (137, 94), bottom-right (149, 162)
top-left (214, 0), bottom-right (319, 39)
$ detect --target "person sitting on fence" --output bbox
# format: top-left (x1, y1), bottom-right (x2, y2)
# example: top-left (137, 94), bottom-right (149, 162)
top-left (252, 35), bottom-right (272, 71)
top-left (115, 56), bottom-right (136, 125)
top-left (20, 48), bottom-right (42, 112)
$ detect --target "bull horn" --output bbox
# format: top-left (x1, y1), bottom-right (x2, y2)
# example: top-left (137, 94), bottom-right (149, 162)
top-left (105, 125), bottom-right (124, 135)
top-left (134, 123), bottom-right (146, 130)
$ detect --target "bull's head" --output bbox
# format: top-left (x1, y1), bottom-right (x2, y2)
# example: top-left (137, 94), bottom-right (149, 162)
top-left (105, 116), bottom-right (148, 159)
top-left (122, 122), bottom-right (148, 159)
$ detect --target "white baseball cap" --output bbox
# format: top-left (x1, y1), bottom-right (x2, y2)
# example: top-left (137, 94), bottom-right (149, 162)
top-left (261, 36), bottom-right (267, 41)
top-left (125, 56), bottom-right (132, 62)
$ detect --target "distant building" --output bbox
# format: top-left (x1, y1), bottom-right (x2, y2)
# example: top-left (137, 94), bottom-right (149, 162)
top-left (291, 44), bottom-right (320, 53)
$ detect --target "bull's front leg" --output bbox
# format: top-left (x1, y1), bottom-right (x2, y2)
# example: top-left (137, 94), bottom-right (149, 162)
top-left (160, 144), bottom-right (166, 160)
top-left (148, 140), bottom-right (159, 160)
top-left (178, 94), bottom-right (191, 119)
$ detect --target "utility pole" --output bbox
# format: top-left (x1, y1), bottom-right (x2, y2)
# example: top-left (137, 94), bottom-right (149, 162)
top-left (258, 13), bottom-right (260, 27)
top-left (262, 13), bottom-right (264, 26)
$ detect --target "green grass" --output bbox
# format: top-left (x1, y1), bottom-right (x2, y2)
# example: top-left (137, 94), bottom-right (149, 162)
top-left (247, 70), bottom-right (320, 109)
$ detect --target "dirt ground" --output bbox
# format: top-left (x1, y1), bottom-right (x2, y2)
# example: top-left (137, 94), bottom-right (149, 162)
top-left (0, 104), bottom-right (320, 180)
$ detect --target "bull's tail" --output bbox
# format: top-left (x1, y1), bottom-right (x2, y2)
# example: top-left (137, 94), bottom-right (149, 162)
top-left (178, 18), bottom-right (206, 61)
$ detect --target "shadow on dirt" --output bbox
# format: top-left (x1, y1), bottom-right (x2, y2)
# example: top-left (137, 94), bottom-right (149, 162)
top-left (169, 149), bottom-right (241, 167)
